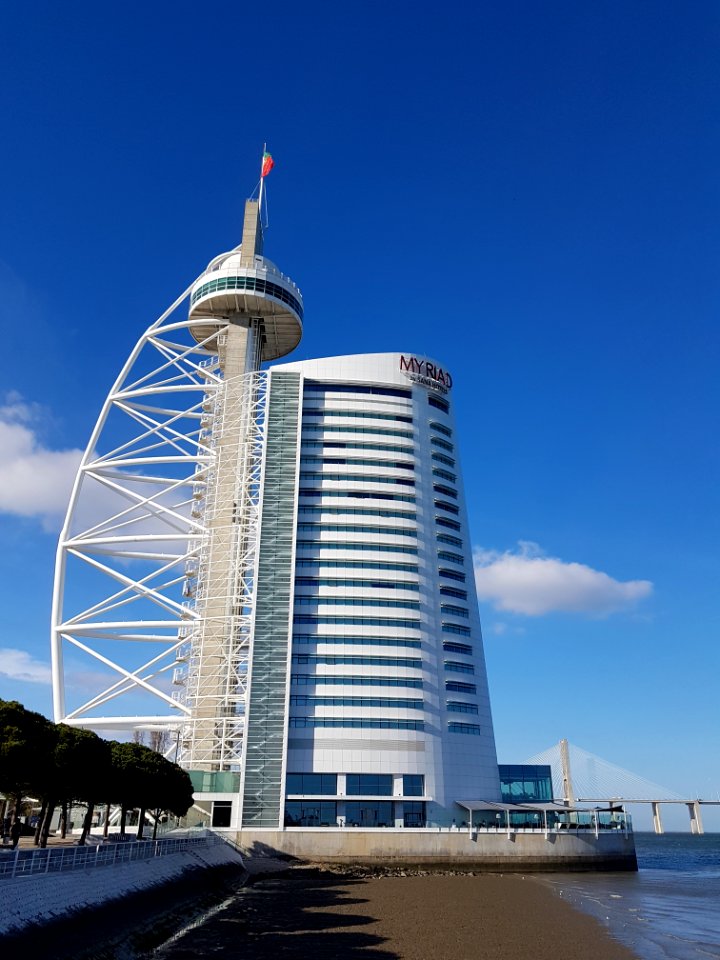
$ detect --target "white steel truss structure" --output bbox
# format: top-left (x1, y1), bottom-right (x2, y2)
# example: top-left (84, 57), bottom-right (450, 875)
top-left (51, 278), bottom-right (268, 763)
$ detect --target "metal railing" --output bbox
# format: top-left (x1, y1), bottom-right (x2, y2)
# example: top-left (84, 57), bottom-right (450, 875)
top-left (0, 834), bottom-right (222, 880)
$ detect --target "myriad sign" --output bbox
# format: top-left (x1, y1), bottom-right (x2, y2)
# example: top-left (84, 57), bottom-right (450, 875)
top-left (399, 355), bottom-right (453, 393)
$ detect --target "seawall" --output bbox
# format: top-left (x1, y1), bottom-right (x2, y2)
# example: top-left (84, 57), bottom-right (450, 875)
top-left (0, 838), bottom-right (245, 944)
top-left (230, 828), bottom-right (638, 871)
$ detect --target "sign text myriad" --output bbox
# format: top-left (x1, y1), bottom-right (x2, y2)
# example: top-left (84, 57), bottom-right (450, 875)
top-left (399, 355), bottom-right (453, 393)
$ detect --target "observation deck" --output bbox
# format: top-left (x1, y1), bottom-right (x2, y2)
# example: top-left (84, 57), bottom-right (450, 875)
top-left (188, 199), bottom-right (303, 361)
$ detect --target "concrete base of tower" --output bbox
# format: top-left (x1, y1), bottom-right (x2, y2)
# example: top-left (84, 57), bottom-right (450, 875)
top-left (226, 828), bottom-right (637, 872)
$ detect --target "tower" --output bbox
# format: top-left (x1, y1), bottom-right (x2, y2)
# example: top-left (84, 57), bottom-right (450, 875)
top-left (51, 167), bottom-right (502, 842)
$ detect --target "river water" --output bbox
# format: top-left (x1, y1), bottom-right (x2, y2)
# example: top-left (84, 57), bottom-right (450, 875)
top-left (542, 833), bottom-right (720, 960)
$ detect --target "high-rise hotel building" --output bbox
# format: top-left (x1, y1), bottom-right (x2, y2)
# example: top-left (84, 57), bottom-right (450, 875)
top-left (51, 194), bottom-right (502, 836)
top-left (240, 352), bottom-right (502, 830)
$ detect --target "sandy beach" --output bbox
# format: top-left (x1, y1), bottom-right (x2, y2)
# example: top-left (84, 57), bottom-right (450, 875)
top-left (155, 867), bottom-right (639, 959)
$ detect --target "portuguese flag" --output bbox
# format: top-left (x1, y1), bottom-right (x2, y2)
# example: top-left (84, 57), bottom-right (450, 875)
top-left (261, 151), bottom-right (274, 178)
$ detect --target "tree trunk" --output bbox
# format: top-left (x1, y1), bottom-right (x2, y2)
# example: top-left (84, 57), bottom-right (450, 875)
top-left (34, 799), bottom-right (48, 846)
top-left (120, 804), bottom-right (127, 836)
top-left (39, 799), bottom-right (56, 849)
top-left (152, 812), bottom-right (160, 841)
top-left (137, 806), bottom-right (146, 841)
top-left (103, 800), bottom-right (111, 838)
top-left (59, 800), bottom-right (68, 839)
top-left (79, 802), bottom-right (95, 846)
top-left (13, 793), bottom-right (23, 823)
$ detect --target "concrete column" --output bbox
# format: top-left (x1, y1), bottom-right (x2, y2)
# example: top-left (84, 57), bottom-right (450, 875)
top-left (688, 801), bottom-right (704, 835)
top-left (559, 738), bottom-right (575, 804)
top-left (651, 801), bottom-right (664, 834)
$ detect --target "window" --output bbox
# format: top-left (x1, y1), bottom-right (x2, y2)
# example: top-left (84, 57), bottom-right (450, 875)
top-left (440, 586), bottom-right (467, 600)
top-left (286, 773), bottom-right (338, 795)
top-left (302, 441), bottom-right (413, 455)
top-left (441, 604), bottom-right (469, 619)
top-left (211, 801), bottom-right (232, 828)
top-left (430, 436), bottom-right (454, 452)
top-left (445, 680), bottom-right (476, 693)
top-left (298, 506), bottom-right (417, 520)
top-left (300, 472), bottom-right (415, 486)
top-left (294, 597), bottom-right (420, 610)
top-left (429, 421), bottom-right (452, 437)
top-left (304, 424), bottom-right (413, 440)
top-left (436, 517), bottom-right (461, 531)
top-left (345, 801), bottom-right (394, 827)
top-left (290, 718), bottom-right (424, 730)
top-left (301, 458), bottom-right (414, 472)
top-left (294, 615), bottom-right (421, 627)
top-left (346, 774), bottom-right (393, 796)
top-left (285, 801), bottom-right (337, 827)
top-left (294, 559), bottom-right (419, 573)
top-left (403, 801), bottom-right (426, 827)
top-left (447, 701), bottom-right (479, 714)
top-left (292, 674), bottom-right (424, 689)
top-left (295, 578), bottom-right (419, 591)
top-left (292, 654), bottom-right (421, 668)
top-left (432, 452), bottom-right (455, 467)
top-left (429, 395), bottom-right (449, 413)
top-left (303, 408), bottom-right (413, 424)
top-left (433, 484), bottom-right (457, 499)
top-left (432, 468), bottom-right (456, 483)
top-left (296, 542), bottom-right (419, 556)
top-left (403, 774), bottom-right (424, 797)
top-left (191, 276), bottom-right (304, 320)
top-left (439, 568), bottom-right (466, 581)
top-left (448, 722), bottom-right (482, 735)
top-left (435, 501), bottom-right (459, 514)
top-left (299, 489), bottom-right (416, 503)
top-left (442, 623), bottom-right (471, 636)
top-left (437, 534), bottom-right (463, 547)
top-left (296, 524), bottom-right (418, 538)
top-left (498, 765), bottom-right (554, 803)
top-left (445, 661), bottom-right (475, 674)
top-left (438, 551), bottom-right (464, 563)
top-left (443, 641), bottom-right (472, 655)
top-left (293, 635), bottom-right (421, 649)
top-left (291, 695), bottom-right (423, 709)
top-left (305, 382), bottom-right (411, 399)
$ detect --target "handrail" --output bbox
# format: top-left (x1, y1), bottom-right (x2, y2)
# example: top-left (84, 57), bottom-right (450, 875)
top-left (0, 834), bottom-right (222, 881)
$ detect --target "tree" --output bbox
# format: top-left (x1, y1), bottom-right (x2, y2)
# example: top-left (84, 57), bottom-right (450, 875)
top-left (0, 700), bottom-right (53, 825)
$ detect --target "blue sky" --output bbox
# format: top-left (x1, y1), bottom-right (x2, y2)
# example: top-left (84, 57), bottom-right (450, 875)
top-left (1, 1), bottom-right (718, 829)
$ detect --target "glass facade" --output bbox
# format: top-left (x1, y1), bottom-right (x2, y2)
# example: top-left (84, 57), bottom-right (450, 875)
top-left (346, 774), bottom-right (393, 796)
top-left (345, 801), bottom-right (394, 827)
top-left (403, 774), bottom-right (424, 796)
top-left (286, 773), bottom-right (338, 795)
top-left (403, 801), bottom-right (426, 827)
top-left (498, 765), bottom-right (553, 803)
top-left (285, 801), bottom-right (337, 826)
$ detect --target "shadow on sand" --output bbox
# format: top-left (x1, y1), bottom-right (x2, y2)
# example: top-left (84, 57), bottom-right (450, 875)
top-left (153, 863), bottom-right (397, 959)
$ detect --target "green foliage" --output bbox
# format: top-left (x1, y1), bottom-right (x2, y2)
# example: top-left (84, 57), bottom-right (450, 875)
top-left (0, 699), bottom-right (53, 798)
top-left (0, 700), bottom-right (194, 823)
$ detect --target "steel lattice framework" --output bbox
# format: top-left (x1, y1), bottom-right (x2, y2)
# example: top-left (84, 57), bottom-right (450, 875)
top-left (51, 278), bottom-right (267, 764)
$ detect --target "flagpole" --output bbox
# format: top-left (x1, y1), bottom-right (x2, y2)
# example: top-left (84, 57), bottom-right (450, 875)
top-left (258, 142), bottom-right (267, 220)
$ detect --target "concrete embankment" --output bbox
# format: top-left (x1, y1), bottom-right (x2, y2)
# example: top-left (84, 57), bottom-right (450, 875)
top-left (0, 839), bottom-right (247, 959)
top-left (230, 828), bottom-right (638, 871)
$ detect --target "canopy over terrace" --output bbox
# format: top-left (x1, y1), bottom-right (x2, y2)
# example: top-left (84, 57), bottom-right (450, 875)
top-left (455, 800), bottom-right (628, 836)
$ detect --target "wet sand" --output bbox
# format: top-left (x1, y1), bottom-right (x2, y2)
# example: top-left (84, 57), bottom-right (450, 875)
top-left (154, 867), bottom-right (639, 959)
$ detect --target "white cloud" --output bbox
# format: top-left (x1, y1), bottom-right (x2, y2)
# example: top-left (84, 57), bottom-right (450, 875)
top-left (474, 541), bottom-right (653, 617)
top-left (0, 394), bottom-right (83, 527)
top-left (0, 648), bottom-right (52, 684)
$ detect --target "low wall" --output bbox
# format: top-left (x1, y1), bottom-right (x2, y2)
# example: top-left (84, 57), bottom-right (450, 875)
top-left (0, 838), bottom-right (245, 937)
top-left (230, 828), bottom-right (637, 871)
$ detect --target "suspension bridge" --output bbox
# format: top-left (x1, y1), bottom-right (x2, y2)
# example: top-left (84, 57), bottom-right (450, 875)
top-left (525, 740), bottom-right (719, 834)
